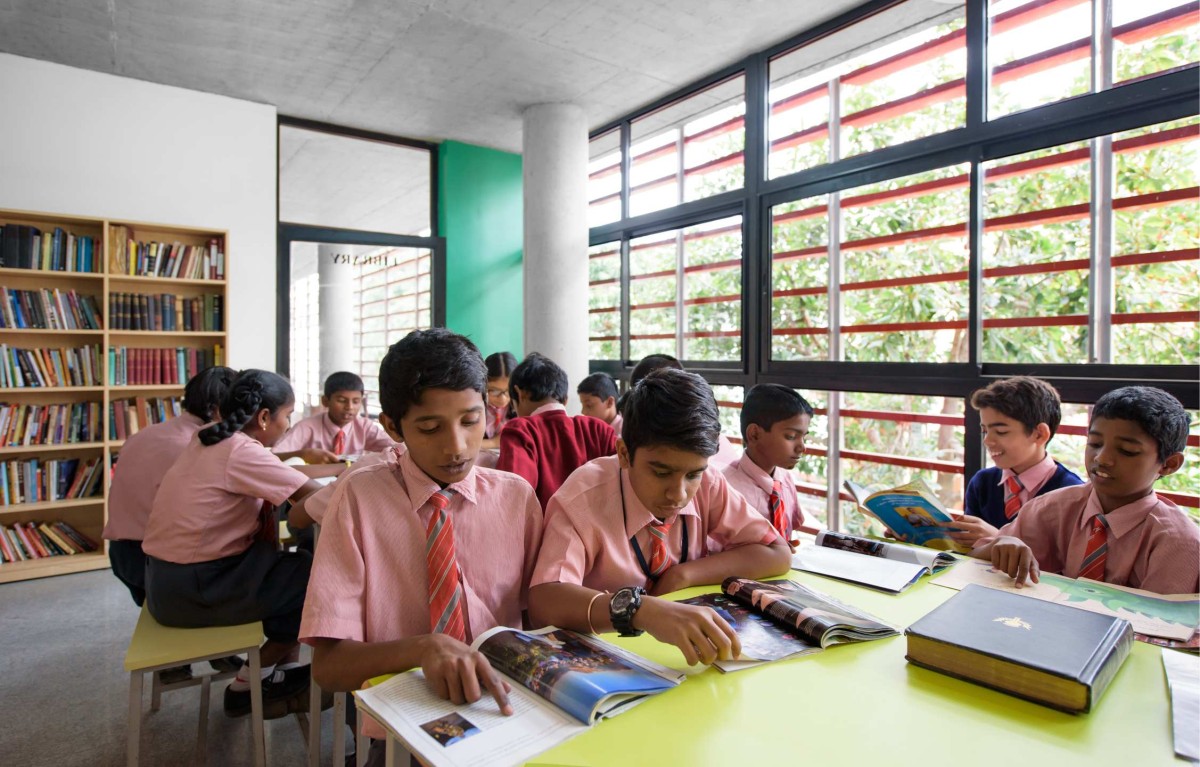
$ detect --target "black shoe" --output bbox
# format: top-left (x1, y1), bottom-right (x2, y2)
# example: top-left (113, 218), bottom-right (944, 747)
top-left (158, 664), bottom-right (193, 685)
top-left (223, 666), bottom-right (312, 718)
top-left (209, 655), bottom-right (245, 674)
top-left (285, 682), bottom-right (334, 713)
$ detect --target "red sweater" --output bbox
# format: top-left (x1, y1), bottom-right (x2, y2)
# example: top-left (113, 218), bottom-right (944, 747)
top-left (497, 409), bottom-right (618, 509)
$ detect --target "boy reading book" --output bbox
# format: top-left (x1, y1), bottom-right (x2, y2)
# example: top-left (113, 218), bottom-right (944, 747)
top-left (972, 386), bottom-right (1198, 593)
top-left (527, 368), bottom-right (791, 666)
top-left (721, 384), bottom-right (814, 548)
top-left (273, 371), bottom-right (395, 463)
top-left (577, 372), bottom-right (621, 435)
top-left (948, 376), bottom-right (1083, 546)
top-left (299, 329), bottom-right (543, 762)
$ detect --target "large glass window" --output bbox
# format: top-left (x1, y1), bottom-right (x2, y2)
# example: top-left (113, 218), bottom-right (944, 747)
top-left (588, 130), bottom-right (622, 228)
top-left (351, 247), bottom-right (433, 405)
top-left (588, 241), bottom-right (622, 361)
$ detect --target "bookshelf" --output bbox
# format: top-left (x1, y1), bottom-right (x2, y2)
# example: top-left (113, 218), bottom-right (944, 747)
top-left (0, 209), bottom-right (227, 584)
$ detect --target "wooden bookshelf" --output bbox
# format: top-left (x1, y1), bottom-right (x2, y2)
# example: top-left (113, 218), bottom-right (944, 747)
top-left (0, 208), bottom-right (228, 583)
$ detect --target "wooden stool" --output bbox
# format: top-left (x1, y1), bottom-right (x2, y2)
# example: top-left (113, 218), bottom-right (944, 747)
top-left (124, 607), bottom-right (266, 767)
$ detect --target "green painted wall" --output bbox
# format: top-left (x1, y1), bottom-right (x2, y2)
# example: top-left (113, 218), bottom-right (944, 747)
top-left (437, 140), bottom-right (523, 357)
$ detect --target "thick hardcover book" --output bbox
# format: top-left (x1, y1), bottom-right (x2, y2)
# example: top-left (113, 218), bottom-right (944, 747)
top-left (905, 584), bottom-right (1133, 713)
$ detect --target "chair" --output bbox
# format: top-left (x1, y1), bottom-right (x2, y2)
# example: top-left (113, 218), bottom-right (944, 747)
top-left (124, 606), bottom-right (266, 767)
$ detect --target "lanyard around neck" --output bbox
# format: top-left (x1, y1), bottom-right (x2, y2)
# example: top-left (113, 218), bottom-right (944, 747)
top-left (619, 469), bottom-right (688, 581)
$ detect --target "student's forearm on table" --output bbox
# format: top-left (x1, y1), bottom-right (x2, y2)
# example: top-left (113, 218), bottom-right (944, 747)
top-left (528, 582), bottom-right (615, 634)
top-left (311, 636), bottom-right (427, 692)
top-left (669, 541), bottom-right (791, 590)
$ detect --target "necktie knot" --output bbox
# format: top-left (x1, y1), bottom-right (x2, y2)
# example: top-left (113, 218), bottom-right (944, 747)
top-left (428, 488), bottom-right (455, 513)
top-left (648, 521), bottom-right (672, 539)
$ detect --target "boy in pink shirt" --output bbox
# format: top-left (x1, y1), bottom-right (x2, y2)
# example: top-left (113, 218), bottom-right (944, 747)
top-left (104, 366), bottom-right (235, 606)
top-left (973, 386), bottom-right (1198, 593)
top-left (273, 371), bottom-right (395, 463)
top-left (721, 384), bottom-right (814, 549)
top-left (528, 368), bottom-right (791, 667)
top-left (300, 329), bottom-right (542, 760)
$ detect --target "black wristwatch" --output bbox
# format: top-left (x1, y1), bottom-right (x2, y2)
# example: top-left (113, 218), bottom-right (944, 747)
top-left (609, 586), bottom-right (646, 637)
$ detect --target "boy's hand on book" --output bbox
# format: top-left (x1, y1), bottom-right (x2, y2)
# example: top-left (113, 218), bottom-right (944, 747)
top-left (299, 447), bottom-right (339, 464)
top-left (989, 536), bottom-right (1040, 588)
top-left (937, 515), bottom-right (997, 547)
top-left (633, 597), bottom-right (742, 666)
top-left (882, 527), bottom-right (907, 542)
top-left (418, 634), bottom-right (514, 715)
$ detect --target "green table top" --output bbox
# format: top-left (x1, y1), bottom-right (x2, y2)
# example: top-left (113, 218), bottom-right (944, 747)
top-left (531, 570), bottom-right (1179, 767)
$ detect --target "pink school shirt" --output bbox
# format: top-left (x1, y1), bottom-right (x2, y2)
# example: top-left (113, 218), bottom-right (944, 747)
top-left (610, 412), bottom-right (623, 439)
top-left (531, 455), bottom-right (782, 593)
top-left (711, 434), bottom-right (740, 469)
top-left (975, 484), bottom-right (1200, 594)
top-left (273, 413), bottom-right (395, 457)
top-left (721, 455), bottom-right (806, 541)
top-left (301, 448), bottom-right (403, 525)
top-left (103, 413), bottom-right (206, 541)
top-left (1000, 452), bottom-right (1059, 506)
top-left (143, 431), bottom-right (310, 564)
top-left (300, 448), bottom-right (542, 645)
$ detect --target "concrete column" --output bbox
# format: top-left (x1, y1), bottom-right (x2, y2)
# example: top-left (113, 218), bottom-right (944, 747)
top-left (317, 243), bottom-right (354, 384)
top-left (522, 103), bottom-right (589, 412)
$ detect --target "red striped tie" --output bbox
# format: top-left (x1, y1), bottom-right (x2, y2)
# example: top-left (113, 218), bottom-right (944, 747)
top-left (332, 429), bottom-right (346, 458)
top-left (425, 489), bottom-right (467, 642)
top-left (1003, 475), bottom-right (1023, 520)
top-left (768, 480), bottom-right (787, 537)
top-left (1077, 515), bottom-right (1109, 581)
top-left (646, 521), bottom-right (674, 579)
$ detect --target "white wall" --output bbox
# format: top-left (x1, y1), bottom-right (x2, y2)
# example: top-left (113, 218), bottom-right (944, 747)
top-left (0, 53), bottom-right (277, 368)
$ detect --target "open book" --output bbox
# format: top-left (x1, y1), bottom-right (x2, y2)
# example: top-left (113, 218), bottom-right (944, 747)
top-left (792, 530), bottom-right (960, 593)
top-left (680, 577), bottom-right (898, 672)
top-left (844, 478), bottom-right (970, 553)
top-left (354, 626), bottom-right (684, 767)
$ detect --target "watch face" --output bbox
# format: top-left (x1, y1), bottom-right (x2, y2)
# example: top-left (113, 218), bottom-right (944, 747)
top-left (611, 590), bottom-right (631, 612)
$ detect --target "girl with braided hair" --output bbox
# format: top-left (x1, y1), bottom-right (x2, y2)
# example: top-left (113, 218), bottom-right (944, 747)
top-left (143, 369), bottom-right (326, 718)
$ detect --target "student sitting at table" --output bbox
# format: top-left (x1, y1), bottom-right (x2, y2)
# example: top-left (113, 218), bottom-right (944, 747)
top-left (527, 368), bottom-right (791, 666)
top-left (721, 384), bottom-right (814, 549)
top-left (497, 352), bottom-right (617, 509)
top-left (300, 329), bottom-right (543, 762)
top-left (273, 371), bottom-right (394, 464)
top-left (945, 376), bottom-right (1083, 547)
top-left (971, 386), bottom-right (1198, 593)
top-left (621, 353), bottom-right (740, 468)
top-left (577, 371), bottom-right (622, 436)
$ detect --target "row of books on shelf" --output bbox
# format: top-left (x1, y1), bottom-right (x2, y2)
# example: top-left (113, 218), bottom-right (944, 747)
top-left (0, 286), bottom-right (103, 330)
top-left (110, 396), bottom-right (182, 440)
top-left (0, 520), bottom-right (99, 564)
top-left (108, 345), bottom-right (222, 386)
top-left (0, 225), bottom-right (98, 273)
top-left (108, 292), bottom-right (223, 332)
top-left (108, 225), bottom-right (225, 281)
top-left (0, 401), bottom-right (102, 447)
top-left (0, 456), bottom-right (103, 505)
top-left (0, 344), bottom-right (102, 388)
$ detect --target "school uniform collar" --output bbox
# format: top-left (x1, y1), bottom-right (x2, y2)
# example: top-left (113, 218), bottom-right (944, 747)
top-left (1080, 486), bottom-right (1159, 541)
top-left (618, 461), bottom-right (699, 539)
top-left (391, 445), bottom-right (480, 511)
top-left (179, 412), bottom-right (207, 429)
top-left (734, 454), bottom-right (777, 496)
top-left (530, 402), bottom-right (567, 417)
top-left (997, 453), bottom-right (1056, 495)
top-left (321, 412), bottom-right (352, 439)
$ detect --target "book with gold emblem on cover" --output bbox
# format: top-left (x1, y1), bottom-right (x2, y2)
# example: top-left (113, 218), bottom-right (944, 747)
top-left (905, 584), bottom-right (1134, 713)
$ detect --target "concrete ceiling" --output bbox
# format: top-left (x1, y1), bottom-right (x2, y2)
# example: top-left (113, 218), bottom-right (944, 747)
top-left (0, 0), bottom-right (888, 153)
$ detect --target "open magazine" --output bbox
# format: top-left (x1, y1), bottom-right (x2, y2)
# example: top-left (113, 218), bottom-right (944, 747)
top-left (792, 530), bottom-right (960, 593)
top-left (354, 626), bottom-right (684, 767)
top-left (843, 478), bottom-right (970, 553)
top-left (680, 577), bottom-right (898, 672)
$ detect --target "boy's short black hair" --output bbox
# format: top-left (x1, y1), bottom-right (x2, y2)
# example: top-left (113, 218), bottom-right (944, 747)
top-left (577, 372), bottom-right (618, 402)
top-left (623, 368), bottom-right (720, 459)
top-left (378, 329), bottom-right (486, 428)
top-left (629, 354), bottom-right (683, 387)
top-left (1091, 386), bottom-right (1190, 462)
top-left (324, 371), bottom-right (365, 398)
top-left (740, 384), bottom-right (814, 441)
top-left (970, 376), bottom-right (1063, 438)
top-left (509, 352), bottom-right (569, 404)
top-left (182, 366), bottom-right (236, 421)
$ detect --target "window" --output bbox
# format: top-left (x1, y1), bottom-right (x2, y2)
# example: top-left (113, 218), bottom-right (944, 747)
top-left (588, 131), bottom-right (622, 228)
top-left (588, 241), bottom-right (621, 361)
top-left (352, 247), bottom-right (433, 406)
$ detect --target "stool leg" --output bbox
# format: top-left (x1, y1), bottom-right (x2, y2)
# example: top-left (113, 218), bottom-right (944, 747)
top-left (248, 649), bottom-right (265, 767)
top-left (127, 671), bottom-right (143, 767)
top-left (307, 678), bottom-right (320, 767)
top-left (332, 692), bottom-right (346, 763)
top-left (150, 670), bottom-right (162, 712)
top-left (195, 674), bottom-right (211, 766)
top-left (356, 709), bottom-right (368, 767)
